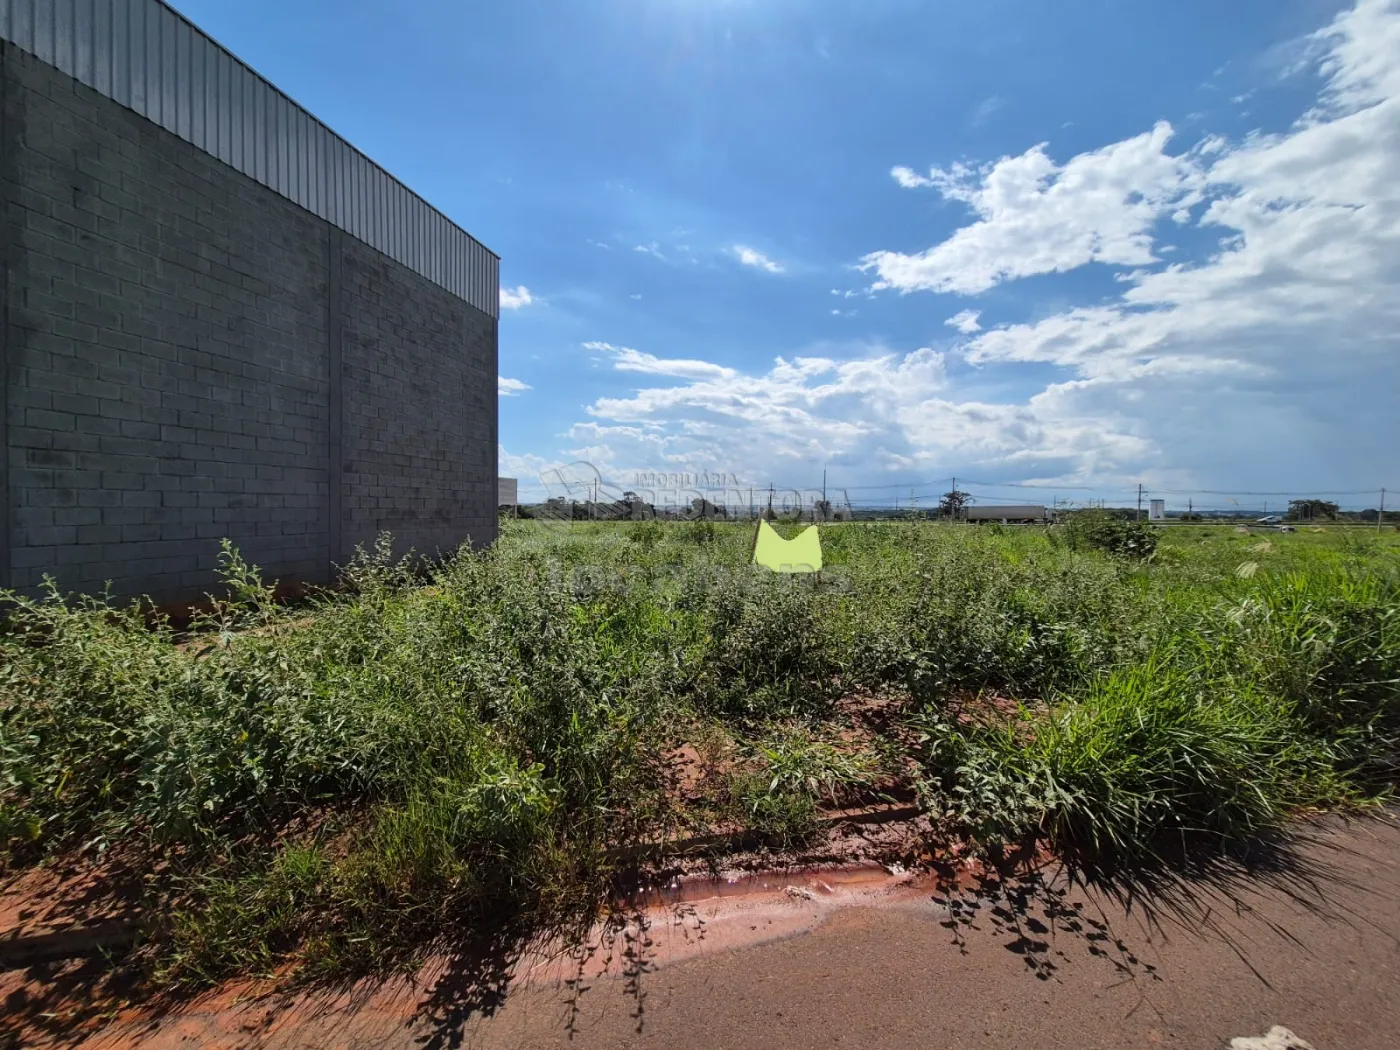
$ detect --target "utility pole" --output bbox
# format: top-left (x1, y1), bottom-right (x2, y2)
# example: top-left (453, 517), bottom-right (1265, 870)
top-left (1137, 483), bottom-right (1143, 522)
top-left (1380, 488), bottom-right (1387, 534)
top-left (1188, 497), bottom-right (1193, 519)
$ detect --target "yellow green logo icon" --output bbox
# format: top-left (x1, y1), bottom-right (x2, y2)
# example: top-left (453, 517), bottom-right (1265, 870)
top-left (751, 520), bottom-right (823, 573)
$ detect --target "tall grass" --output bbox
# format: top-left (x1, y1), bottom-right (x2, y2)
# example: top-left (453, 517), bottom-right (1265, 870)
top-left (1, 521), bottom-right (1397, 981)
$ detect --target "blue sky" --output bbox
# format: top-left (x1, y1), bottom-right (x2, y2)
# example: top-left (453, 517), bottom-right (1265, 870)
top-left (170, 0), bottom-right (1399, 511)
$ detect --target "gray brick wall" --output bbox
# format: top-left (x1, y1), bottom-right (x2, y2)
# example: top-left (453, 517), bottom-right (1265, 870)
top-left (340, 237), bottom-right (498, 562)
top-left (1, 44), bottom-right (497, 601)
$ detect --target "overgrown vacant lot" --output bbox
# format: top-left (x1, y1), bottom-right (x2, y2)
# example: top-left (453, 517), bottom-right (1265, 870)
top-left (2, 519), bottom-right (1398, 985)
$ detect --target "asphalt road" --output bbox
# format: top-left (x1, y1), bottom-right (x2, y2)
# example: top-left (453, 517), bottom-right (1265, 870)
top-left (35, 815), bottom-right (1400, 1050)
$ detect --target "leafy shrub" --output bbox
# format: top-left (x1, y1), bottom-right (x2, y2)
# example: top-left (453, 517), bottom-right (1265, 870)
top-left (840, 531), bottom-right (1144, 700)
top-left (681, 518), bottom-right (718, 545)
top-left (1064, 510), bottom-right (1160, 559)
top-left (626, 519), bottom-right (664, 549)
top-left (684, 570), bottom-right (838, 721)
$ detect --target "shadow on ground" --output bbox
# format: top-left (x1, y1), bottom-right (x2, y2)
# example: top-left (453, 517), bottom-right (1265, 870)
top-left (927, 814), bottom-right (1392, 992)
top-left (2, 812), bottom-right (1396, 1049)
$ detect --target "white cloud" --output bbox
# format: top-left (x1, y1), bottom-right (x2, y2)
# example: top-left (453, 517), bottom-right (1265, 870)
top-left (897, 0), bottom-right (1400, 489)
top-left (865, 121), bottom-right (1209, 294)
top-left (513, 1), bottom-right (1400, 495)
top-left (970, 94), bottom-right (1005, 127)
top-left (499, 444), bottom-right (553, 479)
top-left (500, 285), bottom-right (535, 310)
top-left (498, 445), bottom-right (577, 503)
top-left (584, 341), bottom-right (739, 381)
top-left (634, 242), bottom-right (666, 261)
top-left (732, 245), bottom-right (785, 273)
top-left (945, 309), bottom-right (982, 334)
top-left (498, 376), bottom-right (531, 396)
top-left (560, 340), bottom-right (950, 481)
top-left (890, 165), bottom-right (934, 189)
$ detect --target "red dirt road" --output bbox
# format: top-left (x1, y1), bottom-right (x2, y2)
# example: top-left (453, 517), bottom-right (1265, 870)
top-left (13, 815), bottom-right (1400, 1049)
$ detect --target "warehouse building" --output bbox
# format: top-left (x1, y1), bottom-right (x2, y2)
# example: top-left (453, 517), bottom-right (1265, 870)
top-left (498, 477), bottom-right (517, 510)
top-left (964, 505), bottom-right (1049, 524)
top-left (0, 0), bottom-right (499, 601)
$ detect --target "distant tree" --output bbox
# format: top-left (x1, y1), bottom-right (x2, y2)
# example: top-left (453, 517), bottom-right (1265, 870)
top-left (1355, 509), bottom-right (1395, 523)
top-left (621, 491), bottom-right (654, 520)
top-left (689, 497), bottom-right (726, 519)
top-left (938, 490), bottom-right (974, 519)
top-left (1287, 499), bottom-right (1339, 522)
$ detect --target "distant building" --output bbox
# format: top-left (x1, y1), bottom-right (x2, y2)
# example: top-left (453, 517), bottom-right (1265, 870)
top-left (965, 505), bottom-right (1049, 524)
top-left (1149, 499), bottom-right (1166, 521)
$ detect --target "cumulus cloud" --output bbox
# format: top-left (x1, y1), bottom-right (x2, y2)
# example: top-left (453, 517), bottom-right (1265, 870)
top-left (732, 245), bottom-right (785, 273)
top-left (849, 0), bottom-right (1400, 489)
top-left (517, 0), bottom-right (1400, 495)
top-left (567, 337), bottom-right (1154, 487)
top-left (864, 121), bottom-right (1209, 295)
top-left (544, 339), bottom-right (964, 482)
top-left (945, 309), bottom-right (983, 334)
top-left (497, 444), bottom-right (571, 502)
top-left (499, 285), bottom-right (534, 310)
top-left (498, 376), bottom-right (531, 396)
top-left (584, 341), bottom-right (739, 381)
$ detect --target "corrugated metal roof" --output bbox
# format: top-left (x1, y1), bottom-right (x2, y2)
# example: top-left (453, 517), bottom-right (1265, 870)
top-left (0, 0), bottom-right (499, 317)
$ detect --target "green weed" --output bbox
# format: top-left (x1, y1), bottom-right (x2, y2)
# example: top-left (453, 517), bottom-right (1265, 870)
top-left (1, 519), bottom-right (1397, 982)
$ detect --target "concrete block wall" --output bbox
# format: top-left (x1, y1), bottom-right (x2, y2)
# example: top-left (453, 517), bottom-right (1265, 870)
top-left (0, 44), bottom-right (497, 601)
top-left (340, 235), bottom-right (498, 559)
